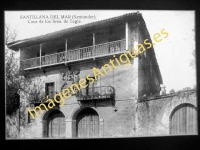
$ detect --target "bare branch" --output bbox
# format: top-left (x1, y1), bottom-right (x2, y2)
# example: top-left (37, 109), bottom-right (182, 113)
top-left (5, 24), bottom-right (18, 44)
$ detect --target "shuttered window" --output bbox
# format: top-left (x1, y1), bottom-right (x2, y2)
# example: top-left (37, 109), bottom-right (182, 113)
top-left (45, 82), bottom-right (54, 99)
top-left (47, 110), bottom-right (66, 138)
top-left (170, 104), bottom-right (197, 135)
top-left (76, 108), bottom-right (99, 138)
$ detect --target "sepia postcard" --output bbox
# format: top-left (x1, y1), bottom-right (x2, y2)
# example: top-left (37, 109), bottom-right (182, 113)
top-left (5, 10), bottom-right (197, 139)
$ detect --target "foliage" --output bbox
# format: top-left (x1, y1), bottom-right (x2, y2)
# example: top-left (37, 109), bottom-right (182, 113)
top-left (190, 50), bottom-right (195, 69)
top-left (169, 89), bottom-right (175, 94)
top-left (6, 24), bottom-right (45, 114)
top-left (177, 87), bottom-right (192, 93)
top-left (181, 87), bottom-right (192, 91)
top-left (5, 24), bottom-right (20, 115)
top-left (6, 24), bottom-right (46, 138)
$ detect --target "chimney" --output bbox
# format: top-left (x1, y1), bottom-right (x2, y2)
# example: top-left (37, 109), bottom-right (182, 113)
top-left (160, 84), bottom-right (166, 95)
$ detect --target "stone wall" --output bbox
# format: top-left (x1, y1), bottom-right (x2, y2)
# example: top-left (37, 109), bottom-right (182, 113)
top-left (133, 90), bottom-right (197, 136)
top-left (138, 26), bottom-right (161, 98)
top-left (6, 114), bottom-right (19, 139)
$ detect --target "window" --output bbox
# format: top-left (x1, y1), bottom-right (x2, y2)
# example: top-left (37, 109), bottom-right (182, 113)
top-left (28, 111), bottom-right (34, 123)
top-left (45, 82), bottom-right (55, 99)
top-left (79, 76), bottom-right (100, 99)
top-left (86, 76), bottom-right (100, 97)
top-left (86, 77), bottom-right (95, 96)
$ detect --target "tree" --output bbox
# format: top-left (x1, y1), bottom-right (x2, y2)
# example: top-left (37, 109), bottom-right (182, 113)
top-left (5, 24), bottom-right (20, 115)
top-left (181, 87), bottom-right (192, 91)
top-left (169, 89), bottom-right (175, 94)
top-left (5, 24), bottom-right (45, 138)
top-left (190, 28), bottom-right (195, 69)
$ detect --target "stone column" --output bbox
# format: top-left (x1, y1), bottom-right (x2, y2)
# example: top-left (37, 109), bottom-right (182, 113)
top-left (40, 120), bottom-right (45, 138)
top-left (65, 119), bottom-right (73, 138)
top-left (99, 118), bottom-right (104, 137)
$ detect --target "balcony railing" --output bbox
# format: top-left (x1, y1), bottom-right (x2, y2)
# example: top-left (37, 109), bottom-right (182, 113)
top-left (77, 86), bottom-right (115, 101)
top-left (29, 86), bottom-right (114, 104)
top-left (30, 92), bottom-right (55, 104)
top-left (21, 39), bottom-right (126, 70)
top-left (21, 57), bottom-right (40, 70)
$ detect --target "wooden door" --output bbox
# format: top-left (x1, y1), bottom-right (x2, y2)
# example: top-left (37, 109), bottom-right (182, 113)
top-left (76, 108), bottom-right (99, 138)
top-left (170, 104), bottom-right (197, 135)
top-left (47, 110), bottom-right (66, 138)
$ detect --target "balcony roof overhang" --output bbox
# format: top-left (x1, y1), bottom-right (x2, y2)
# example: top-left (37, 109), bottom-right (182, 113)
top-left (7, 12), bottom-right (143, 51)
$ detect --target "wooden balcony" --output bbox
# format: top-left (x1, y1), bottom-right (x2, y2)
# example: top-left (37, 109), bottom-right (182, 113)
top-left (21, 39), bottom-right (126, 70)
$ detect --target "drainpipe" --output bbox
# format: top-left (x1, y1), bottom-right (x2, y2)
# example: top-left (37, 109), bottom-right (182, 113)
top-left (17, 89), bottom-right (20, 138)
top-left (19, 104), bottom-right (20, 138)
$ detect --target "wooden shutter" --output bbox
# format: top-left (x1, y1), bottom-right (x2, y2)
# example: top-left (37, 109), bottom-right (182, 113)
top-left (170, 104), bottom-right (197, 135)
top-left (43, 120), bottom-right (48, 137)
top-left (76, 108), bottom-right (99, 138)
top-left (48, 110), bottom-right (65, 138)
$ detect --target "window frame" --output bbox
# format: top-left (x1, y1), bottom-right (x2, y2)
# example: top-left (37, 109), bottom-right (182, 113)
top-left (45, 82), bottom-right (55, 99)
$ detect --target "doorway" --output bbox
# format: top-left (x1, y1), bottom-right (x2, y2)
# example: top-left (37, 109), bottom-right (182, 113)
top-left (76, 108), bottom-right (99, 138)
top-left (47, 110), bottom-right (66, 138)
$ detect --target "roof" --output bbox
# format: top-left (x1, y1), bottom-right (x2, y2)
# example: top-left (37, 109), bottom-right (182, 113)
top-left (7, 12), bottom-right (143, 51)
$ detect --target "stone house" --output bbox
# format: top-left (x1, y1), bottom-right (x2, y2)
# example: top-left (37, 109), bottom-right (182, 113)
top-left (7, 12), bottom-right (197, 138)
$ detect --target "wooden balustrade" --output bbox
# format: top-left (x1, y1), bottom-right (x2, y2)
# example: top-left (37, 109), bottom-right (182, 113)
top-left (21, 57), bottom-right (40, 70)
top-left (21, 40), bottom-right (125, 70)
top-left (41, 51), bottom-right (65, 66)
top-left (67, 46), bottom-right (93, 61)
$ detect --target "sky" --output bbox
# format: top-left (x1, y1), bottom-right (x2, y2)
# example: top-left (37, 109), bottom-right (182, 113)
top-left (5, 10), bottom-right (196, 93)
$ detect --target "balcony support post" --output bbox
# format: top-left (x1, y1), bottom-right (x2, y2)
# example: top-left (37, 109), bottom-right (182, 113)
top-left (18, 48), bottom-right (21, 70)
top-left (93, 33), bottom-right (95, 57)
top-left (65, 39), bottom-right (67, 65)
top-left (39, 44), bottom-right (42, 69)
top-left (125, 22), bottom-right (128, 51)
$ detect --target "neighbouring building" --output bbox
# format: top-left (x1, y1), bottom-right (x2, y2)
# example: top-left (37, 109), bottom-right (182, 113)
top-left (7, 12), bottom-right (197, 138)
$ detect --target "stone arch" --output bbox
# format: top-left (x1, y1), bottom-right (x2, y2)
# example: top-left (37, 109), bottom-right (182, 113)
top-left (169, 103), bottom-right (197, 134)
top-left (161, 96), bottom-right (197, 134)
top-left (42, 107), bottom-right (60, 121)
top-left (42, 108), bottom-right (65, 138)
top-left (169, 103), bottom-right (197, 120)
top-left (69, 106), bottom-right (101, 120)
